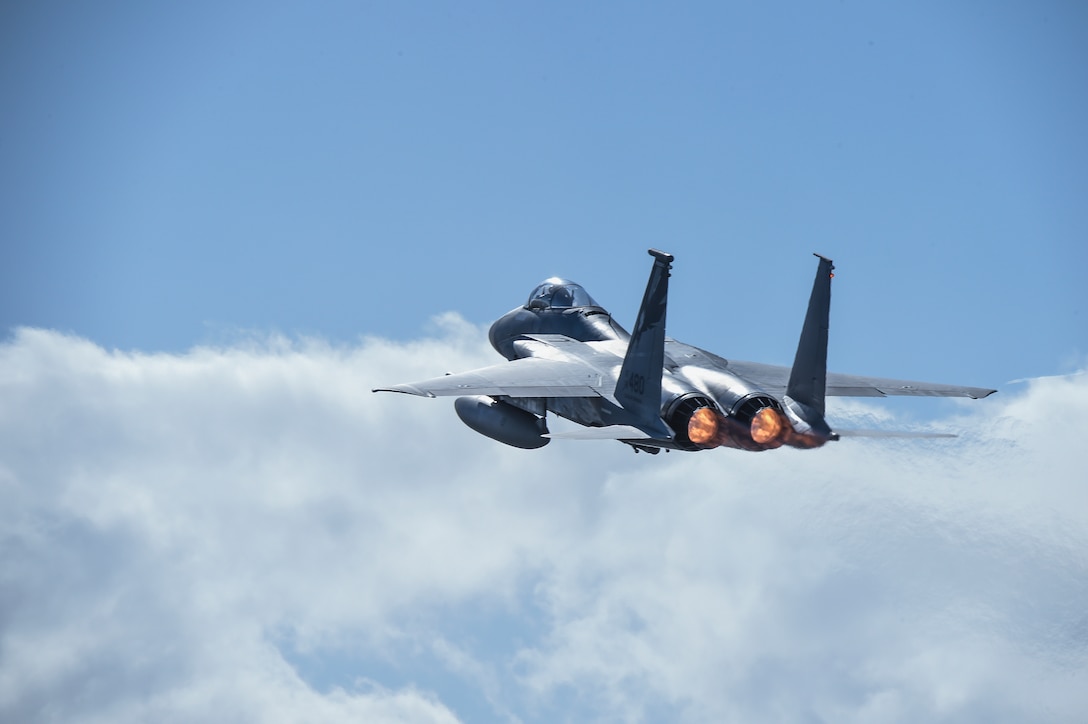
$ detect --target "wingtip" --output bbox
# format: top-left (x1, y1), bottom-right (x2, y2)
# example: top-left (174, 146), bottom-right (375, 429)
top-left (372, 384), bottom-right (435, 398)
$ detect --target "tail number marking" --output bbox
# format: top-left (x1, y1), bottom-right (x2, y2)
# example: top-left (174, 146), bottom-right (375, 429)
top-left (623, 372), bottom-right (646, 397)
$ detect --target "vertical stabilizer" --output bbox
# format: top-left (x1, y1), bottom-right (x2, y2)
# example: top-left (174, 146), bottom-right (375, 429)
top-left (616, 249), bottom-right (673, 434)
top-left (786, 254), bottom-right (834, 418)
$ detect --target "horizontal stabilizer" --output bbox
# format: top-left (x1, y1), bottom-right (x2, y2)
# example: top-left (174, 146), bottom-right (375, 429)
top-left (835, 429), bottom-right (958, 439)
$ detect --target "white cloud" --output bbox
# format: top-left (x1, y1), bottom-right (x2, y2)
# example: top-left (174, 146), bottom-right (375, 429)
top-left (1, 322), bottom-right (1085, 722)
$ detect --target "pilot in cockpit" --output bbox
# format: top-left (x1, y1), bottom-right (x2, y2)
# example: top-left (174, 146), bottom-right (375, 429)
top-left (526, 278), bottom-right (599, 310)
top-left (550, 286), bottom-right (574, 307)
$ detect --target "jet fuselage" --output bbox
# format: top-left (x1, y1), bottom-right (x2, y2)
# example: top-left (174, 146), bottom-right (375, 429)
top-left (486, 282), bottom-right (786, 451)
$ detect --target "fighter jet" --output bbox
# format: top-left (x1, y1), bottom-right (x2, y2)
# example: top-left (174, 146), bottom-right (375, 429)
top-left (374, 250), bottom-right (995, 453)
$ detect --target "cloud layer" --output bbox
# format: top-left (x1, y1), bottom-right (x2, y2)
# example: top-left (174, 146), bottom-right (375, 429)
top-left (2, 321), bottom-right (1085, 723)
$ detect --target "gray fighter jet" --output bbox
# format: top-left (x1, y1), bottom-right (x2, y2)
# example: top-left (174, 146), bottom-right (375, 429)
top-left (374, 250), bottom-right (995, 453)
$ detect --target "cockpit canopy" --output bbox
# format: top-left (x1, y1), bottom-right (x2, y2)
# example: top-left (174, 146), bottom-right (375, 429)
top-left (525, 278), bottom-right (600, 310)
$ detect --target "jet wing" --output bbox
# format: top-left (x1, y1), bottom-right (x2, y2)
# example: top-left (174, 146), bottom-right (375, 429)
top-left (372, 356), bottom-right (607, 398)
top-left (824, 371), bottom-right (996, 399)
top-left (720, 359), bottom-right (996, 399)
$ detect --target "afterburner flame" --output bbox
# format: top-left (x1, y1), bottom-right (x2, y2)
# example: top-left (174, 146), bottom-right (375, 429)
top-left (687, 406), bottom-right (720, 447)
top-left (750, 406), bottom-right (785, 445)
top-left (685, 404), bottom-right (822, 452)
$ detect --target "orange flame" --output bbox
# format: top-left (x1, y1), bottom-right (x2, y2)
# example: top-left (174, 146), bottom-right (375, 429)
top-left (687, 405), bottom-right (831, 452)
top-left (687, 406), bottom-right (720, 447)
top-left (749, 406), bottom-right (785, 445)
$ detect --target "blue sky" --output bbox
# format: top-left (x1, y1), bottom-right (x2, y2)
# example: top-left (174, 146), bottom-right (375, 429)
top-left (3, 2), bottom-right (1085, 382)
top-left (2, 4), bottom-right (1087, 723)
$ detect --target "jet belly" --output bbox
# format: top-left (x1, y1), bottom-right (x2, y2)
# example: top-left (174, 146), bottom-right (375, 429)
top-left (546, 396), bottom-right (614, 428)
